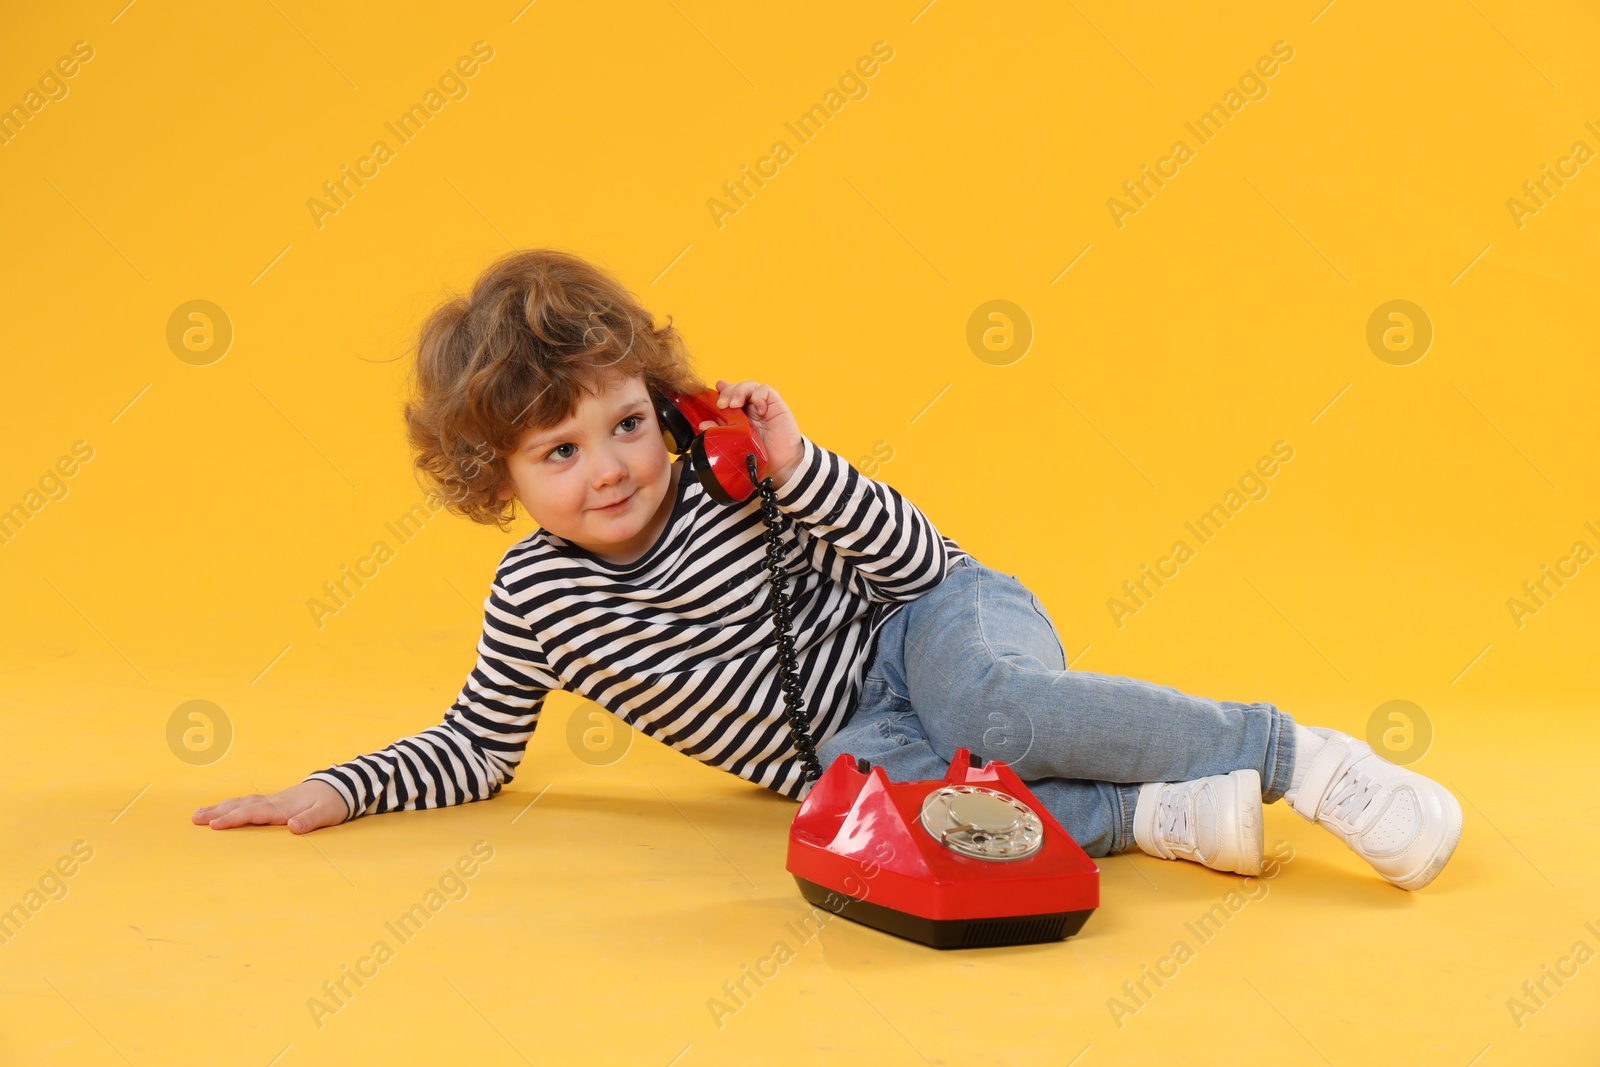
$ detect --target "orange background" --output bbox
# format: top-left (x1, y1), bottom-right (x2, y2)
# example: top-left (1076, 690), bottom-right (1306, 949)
top-left (2, 1), bottom-right (1595, 1063)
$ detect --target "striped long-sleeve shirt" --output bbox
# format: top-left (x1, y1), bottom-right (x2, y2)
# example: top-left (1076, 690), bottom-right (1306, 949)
top-left (303, 434), bottom-right (971, 820)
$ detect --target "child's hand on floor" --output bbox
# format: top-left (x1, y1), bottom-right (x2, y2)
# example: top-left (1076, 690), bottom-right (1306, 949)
top-left (699, 378), bottom-right (805, 488)
top-left (192, 780), bottom-right (347, 833)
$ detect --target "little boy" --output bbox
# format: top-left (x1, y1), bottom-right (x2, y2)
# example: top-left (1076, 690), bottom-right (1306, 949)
top-left (194, 249), bottom-right (1463, 891)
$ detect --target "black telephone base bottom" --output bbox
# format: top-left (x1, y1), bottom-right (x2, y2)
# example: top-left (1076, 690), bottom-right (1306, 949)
top-left (793, 876), bottom-right (1093, 950)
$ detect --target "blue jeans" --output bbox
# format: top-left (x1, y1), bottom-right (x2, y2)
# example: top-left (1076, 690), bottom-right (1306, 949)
top-left (817, 555), bottom-right (1298, 857)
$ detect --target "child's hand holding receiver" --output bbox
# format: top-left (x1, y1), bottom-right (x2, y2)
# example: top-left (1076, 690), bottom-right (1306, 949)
top-left (192, 780), bottom-right (347, 834)
top-left (699, 378), bottom-right (805, 488)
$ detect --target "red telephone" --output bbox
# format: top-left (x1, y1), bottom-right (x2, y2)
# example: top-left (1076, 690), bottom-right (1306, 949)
top-left (649, 385), bottom-right (773, 505)
top-left (651, 385), bottom-right (1100, 948)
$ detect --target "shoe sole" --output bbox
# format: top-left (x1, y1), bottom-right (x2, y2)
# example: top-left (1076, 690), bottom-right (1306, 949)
top-left (1388, 793), bottom-right (1464, 891)
top-left (1231, 768), bottom-right (1264, 876)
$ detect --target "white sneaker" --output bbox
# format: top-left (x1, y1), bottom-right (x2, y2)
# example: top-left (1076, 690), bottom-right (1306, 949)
top-left (1132, 769), bottom-right (1264, 876)
top-left (1289, 735), bottom-right (1463, 890)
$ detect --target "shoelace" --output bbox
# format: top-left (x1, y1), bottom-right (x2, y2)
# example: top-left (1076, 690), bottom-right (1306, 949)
top-left (1323, 761), bottom-right (1383, 823)
top-left (1158, 790), bottom-right (1194, 851)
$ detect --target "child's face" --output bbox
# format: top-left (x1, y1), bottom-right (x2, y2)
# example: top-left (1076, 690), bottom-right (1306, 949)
top-left (497, 369), bottom-right (680, 564)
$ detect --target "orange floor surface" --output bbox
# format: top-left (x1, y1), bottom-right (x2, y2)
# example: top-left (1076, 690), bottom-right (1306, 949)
top-left (4, 681), bottom-right (1597, 1064)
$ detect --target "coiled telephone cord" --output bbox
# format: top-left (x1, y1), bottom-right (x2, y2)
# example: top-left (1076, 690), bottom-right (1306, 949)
top-left (749, 454), bottom-right (824, 784)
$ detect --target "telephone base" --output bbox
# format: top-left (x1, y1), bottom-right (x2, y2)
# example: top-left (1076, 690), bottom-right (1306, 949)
top-left (794, 875), bottom-right (1093, 949)
top-left (787, 749), bottom-right (1100, 951)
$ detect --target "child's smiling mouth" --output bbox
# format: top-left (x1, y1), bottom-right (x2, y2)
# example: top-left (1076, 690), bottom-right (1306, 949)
top-left (593, 492), bottom-right (634, 512)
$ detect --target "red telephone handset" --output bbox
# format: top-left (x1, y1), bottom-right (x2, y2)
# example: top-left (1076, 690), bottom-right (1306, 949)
top-left (650, 386), bottom-right (769, 505)
top-left (650, 381), bottom-right (1099, 949)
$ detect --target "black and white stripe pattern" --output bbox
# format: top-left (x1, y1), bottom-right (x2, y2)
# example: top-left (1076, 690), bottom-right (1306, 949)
top-left (304, 434), bottom-right (969, 819)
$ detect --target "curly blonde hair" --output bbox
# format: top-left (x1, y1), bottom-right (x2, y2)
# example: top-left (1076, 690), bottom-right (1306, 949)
top-left (404, 248), bottom-right (706, 530)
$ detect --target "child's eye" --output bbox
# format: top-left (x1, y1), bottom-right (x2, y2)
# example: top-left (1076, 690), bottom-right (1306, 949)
top-left (544, 415), bottom-right (644, 462)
